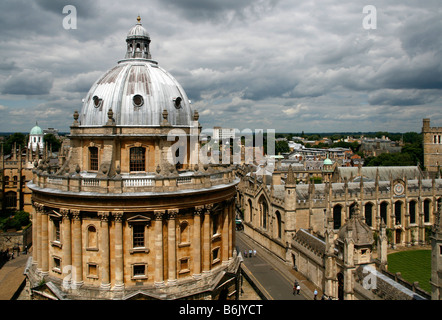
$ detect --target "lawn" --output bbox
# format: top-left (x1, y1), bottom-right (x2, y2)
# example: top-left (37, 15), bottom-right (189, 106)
top-left (387, 250), bottom-right (432, 293)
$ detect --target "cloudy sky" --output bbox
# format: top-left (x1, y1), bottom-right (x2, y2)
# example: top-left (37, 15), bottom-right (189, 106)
top-left (0, 0), bottom-right (441, 134)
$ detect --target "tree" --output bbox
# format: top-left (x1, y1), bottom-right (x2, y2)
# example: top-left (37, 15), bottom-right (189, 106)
top-left (3, 133), bottom-right (26, 155)
top-left (275, 140), bottom-right (290, 155)
top-left (43, 133), bottom-right (61, 152)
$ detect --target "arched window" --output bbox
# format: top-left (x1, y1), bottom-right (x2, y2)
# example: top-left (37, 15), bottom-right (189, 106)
top-left (380, 202), bottom-right (388, 225)
top-left (395, 201), bottom-right (402, 225)
top-left (87, 225), bottom-right (97, 249)
top-left (130, 147), bottom-right (146, 171)
top-left (409, 200), bottom-right (417, 224)
top-left (364, 203), bottom-right (373, 227)
top-left (248, 199), bottom-right (253, 223)
top-left (89, 147), bottom-right (98, 171)
top-left (258, 196), bottom-right (268, 230)
top-left (424, 199), bottom-right (431, 223)
top-left (275, 211), bottom-right (282, 239)
top-left (333, 204), bottom-right (342, 230)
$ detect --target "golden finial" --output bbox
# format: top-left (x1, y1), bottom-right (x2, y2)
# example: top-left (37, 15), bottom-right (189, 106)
top-left (137, 15), bottom-right (141, 23)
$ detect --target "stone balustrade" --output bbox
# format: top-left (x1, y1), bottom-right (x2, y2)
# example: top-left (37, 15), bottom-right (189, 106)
top-left (31, 166), bottom-right (236, 194)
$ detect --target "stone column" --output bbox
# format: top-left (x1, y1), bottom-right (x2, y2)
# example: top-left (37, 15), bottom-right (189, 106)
top-left (203, 204), bottom-right (213, 273)
top-left (61, 209), bottom-right (72, 289)
top-left (113, 211), bottom-right (124, 290)
top-left (98, 211), bottom-right (110, 290)
top-left (154, 210), bottom-right (165, 287)
top-left (193, 206), bottom-right (204, 279)
top-left (71, 210), bottom-right (83, 288)
top-left (41, 208), bottom-right (49, 275)
top-left (31, 203), bottom-right (40, 266)
top-left (167, 209), bottom-right (178, 285)
top-left (35, 203), bottom-right (43, 272)
top-left (222, 203), bottom-right (229, 263)
top-left (229, 200), bottom-right (234, 259)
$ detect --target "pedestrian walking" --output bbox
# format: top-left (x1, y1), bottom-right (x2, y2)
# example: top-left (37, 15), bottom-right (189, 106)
top-left (244, 250), bottom-right (247, 258)
top-left (296, 284), bottom-right (301, 295)
top-left (293, 281), bottom-right (299, 295)
top-left (253, 249), bottom-right (256, 257)
top-left (249, 249), bottom-right (252, 258)
top-left (314, 289), bottom-right (318, 300)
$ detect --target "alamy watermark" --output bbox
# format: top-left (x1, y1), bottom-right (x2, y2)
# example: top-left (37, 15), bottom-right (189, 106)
top-left (62, 5), bottom-right (77, 30)
top-left (362, 5), bottom-right (377, 30)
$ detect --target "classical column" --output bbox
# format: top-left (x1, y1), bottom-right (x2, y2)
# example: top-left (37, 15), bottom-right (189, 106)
top-left (31, 203), bottom-right (40, 266)
top-left (98, 211), bottom-right (110, 290)
top-left (229, 200), bottom-right (234, 260)
top-left (41, 208), bottom-right (49, 275)
top-left (113, 211), bottom-right (124, 290)
top-left (154, 210), bottom-right (165, 287)
top-left (167, 209), bottom-right (178, 285)
top-left (35, 203), bottom-right (43, 272)
top-left (193, 206), bottom-right (204, 279)
top-left (203, 204), bottom-right (213, 273)
top-left (71, 210), bottom-right (83, 288)
top-left (60, 209), bottom-right (72, 289)
top-left (222, 203), bottom-right (229, 264)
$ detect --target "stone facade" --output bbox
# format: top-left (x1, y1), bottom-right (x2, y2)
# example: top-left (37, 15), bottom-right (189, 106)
top-left (236, 162), bottom-right (442, 299)
top-left (24, 18), bottom-right (241, 300)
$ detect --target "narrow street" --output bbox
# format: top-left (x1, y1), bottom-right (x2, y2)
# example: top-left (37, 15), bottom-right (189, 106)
top-left (236, 231), bottom-right (312, 300)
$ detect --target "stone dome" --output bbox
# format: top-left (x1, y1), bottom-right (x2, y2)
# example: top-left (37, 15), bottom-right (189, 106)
top-left (323, 158), bottom-right (333, 165)
top-left (30, 124), bottom-right (43, 135)
top-left (79, 17), bottom-right (193, 127)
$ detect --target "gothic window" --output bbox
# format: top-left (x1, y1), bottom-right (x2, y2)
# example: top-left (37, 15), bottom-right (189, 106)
top-left (409, 200), bottom-right (417, 224)
top-left (89, 147), bottom-right (98, 171)
top-left (395, 201), bottom-right (402, 225)
top-left (424, 199), bottom-right (431, 223)
top-left (248, 199), bottom-right (253, 223)
top-left (364, 203), bottom-right (373, 227)
top-left (333, 205), bottom-right (342, 230)
top-left (130, 147), bottom-right (146, 172)
top-left (275, 210), bottom-right (282, 239)
top-left (380, 202), bottom-right (388, 225)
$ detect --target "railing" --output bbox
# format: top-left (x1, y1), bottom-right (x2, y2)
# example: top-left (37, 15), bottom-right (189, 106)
top-left (31, 167), bottom-right (236, 194)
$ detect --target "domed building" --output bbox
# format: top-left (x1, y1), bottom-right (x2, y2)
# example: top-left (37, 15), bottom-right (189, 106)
top-left (28, 122), bottom-right (44, 153)
top-left (26, 17), bottom-right (241, 300)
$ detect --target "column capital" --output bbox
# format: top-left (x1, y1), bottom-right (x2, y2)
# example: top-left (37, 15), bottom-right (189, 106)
top-left (204, 203), bottom-right (214, 214)
top-left (112, 211), bottom-right (124, 222)
top-left (34, 202), bottom-right (45, 213)
top-left (60, 208), bottom-right (70, 219)
top-left (194, 205), bottom-right (205, 216)
top-left (98, 211), bottom-right (110, 221)
top-left (168, 209), bottom-right (179, 220)
top-left (71, 209), bottom-right (81, 220)
top-left (154, 210), bottom-right (166, 220)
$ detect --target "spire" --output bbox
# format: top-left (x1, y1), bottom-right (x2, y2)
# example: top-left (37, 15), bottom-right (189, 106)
top-left (286, 165), bottom-right (296, 185)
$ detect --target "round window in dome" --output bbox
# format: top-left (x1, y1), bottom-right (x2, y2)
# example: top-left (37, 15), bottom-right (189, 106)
top-left (174, 97), bottom-right (182, 109)
top-left (93, 96), bottom-right (102, 108)
top-left (133, 94), bottom-right (144, 107)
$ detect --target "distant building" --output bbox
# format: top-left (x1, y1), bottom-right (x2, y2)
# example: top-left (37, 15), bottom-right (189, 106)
top-left (360, 137), bottom-right (401, 157)
top-left (422, 118), bottom-right (442, 177)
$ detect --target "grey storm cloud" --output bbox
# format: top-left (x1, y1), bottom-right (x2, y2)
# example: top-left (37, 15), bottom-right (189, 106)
top-left (2, 70), bottom-right (53, 95)
top-left (0, 0), bottom-right (441, 133)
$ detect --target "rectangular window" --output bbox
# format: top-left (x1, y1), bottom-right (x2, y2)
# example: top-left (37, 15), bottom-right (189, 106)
top-left (133, 265), bottom-right (146, 277)
top-left (133, 224), bottom-right (145, 247)
top-left (89, 147), bottom-right (99, 171)
top-left (54, 220), bottom-right (60, 242)
top-left (88, 264), bottom-right (98, 278)
top-left (130, 147), bottom-right (146, 171)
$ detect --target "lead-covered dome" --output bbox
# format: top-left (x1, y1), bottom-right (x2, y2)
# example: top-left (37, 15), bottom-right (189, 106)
top-left (79, 17), bottom-right (192, 127)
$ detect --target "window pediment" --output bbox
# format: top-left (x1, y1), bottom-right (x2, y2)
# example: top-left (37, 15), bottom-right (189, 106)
top-left (127, 214), bottom-right (151, 226)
